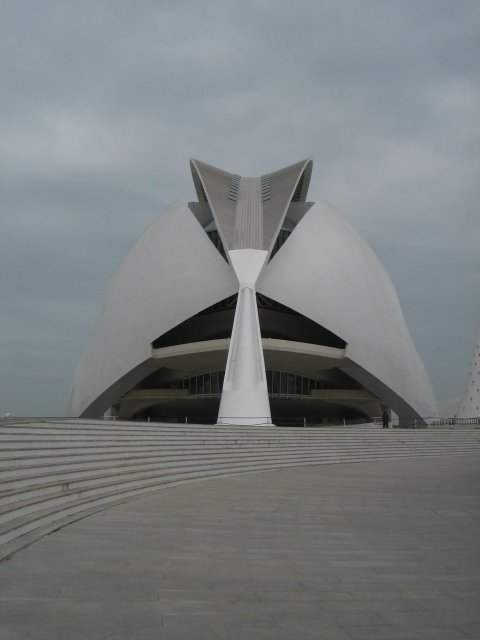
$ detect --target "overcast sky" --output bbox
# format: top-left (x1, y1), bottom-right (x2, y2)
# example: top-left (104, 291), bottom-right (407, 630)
top-left (1, 0), bottom-right (479, 416)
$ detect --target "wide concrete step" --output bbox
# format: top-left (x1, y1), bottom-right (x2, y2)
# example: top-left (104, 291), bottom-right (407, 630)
top-left (1, 445), bottom-right (477, 524)
top-left (1, 422), bottom-right (476, 441)
top-left (1, 449), bottom-right (477, 557)
top-left (2, 443), bottom-right (478, 493)
top-left (1, 435), bottom-right (478, 469)
top-left (2, 424), bottom-right (478, 441)
top-left (0, 468), bottom-right (234, 545)
top-left (4, 454), bottom-right (385, 540)
top-left (2, 443), bottom-right (478, 507)
top-left (0, 436), bottom-right (480, 462)
top-left (5, 435), bottom-right (455, 448)
top-left (1, 420), bottom-right (479, 563)
top-left (2, 429), bottom-right (478, 443)
top-left (1, 429), bottom-right (478, 450)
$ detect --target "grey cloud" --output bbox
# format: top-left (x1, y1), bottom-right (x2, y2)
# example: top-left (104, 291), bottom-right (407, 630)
top-left (1, 0), bottom-right (478, 415)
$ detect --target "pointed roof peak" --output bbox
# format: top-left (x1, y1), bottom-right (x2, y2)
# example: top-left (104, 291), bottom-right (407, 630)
top-left (190, 158), bottom-right (314, 255)
top-left (190, 158), bottom-right (313, 181)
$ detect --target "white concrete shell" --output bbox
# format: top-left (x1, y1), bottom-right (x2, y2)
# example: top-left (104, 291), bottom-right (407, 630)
top-left (456, 327), bottom-right (480, 418)
top-left (257, 201), bottom-right (437, 421)
top-left (67, 200), bottom-right (238, 417)
top-left (67, 161), bottom-right (438, 424)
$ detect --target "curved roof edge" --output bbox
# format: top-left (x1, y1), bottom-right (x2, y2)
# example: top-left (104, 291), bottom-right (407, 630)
top-left (258, 200), bottom-right (438, 421)
top-left (66, 200), bottom-right (238, 417)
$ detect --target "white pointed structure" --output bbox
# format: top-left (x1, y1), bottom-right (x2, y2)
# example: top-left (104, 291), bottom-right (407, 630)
top-left (218, 249), bottom-right (270, 425)
top-left (190, 159), bottom-right (313, 425)
top-left (456, 327), bottom-right (480, 419)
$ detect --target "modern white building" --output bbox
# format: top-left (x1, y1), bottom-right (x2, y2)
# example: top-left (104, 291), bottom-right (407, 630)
top-left (67, 159), bottom-right (438, 425)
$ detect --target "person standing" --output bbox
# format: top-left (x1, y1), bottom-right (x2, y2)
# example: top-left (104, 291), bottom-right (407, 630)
top-left (382, 409), bottom-right (389, 429)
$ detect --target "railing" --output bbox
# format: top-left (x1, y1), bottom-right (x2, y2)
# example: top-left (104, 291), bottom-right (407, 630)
top-left (2, 415), bottom-right (479, 428)
top-left (373, 416), bottom-right (480, 428)
top-left (430, 417), bottom-right (480, 426)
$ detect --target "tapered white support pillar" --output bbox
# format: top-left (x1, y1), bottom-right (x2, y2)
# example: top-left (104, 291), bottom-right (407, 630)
top-left (217, 249), bottom-right (272, 426)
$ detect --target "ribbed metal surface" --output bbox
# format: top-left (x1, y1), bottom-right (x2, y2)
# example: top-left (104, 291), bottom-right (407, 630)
top-left (260, 175), bottom-right (271, 201)
top-left (228, 174), bottom-right (241, 202)
top-left (233, 178), bottom-right (263, 249)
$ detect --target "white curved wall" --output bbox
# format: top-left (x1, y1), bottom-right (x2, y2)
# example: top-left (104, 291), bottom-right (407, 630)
top-left (67, 201), bottom-right (238, 417)
top-left (257, 201), bottom-right (438, 419)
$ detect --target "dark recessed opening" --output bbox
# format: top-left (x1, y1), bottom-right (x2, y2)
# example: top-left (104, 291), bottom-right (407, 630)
top-left (152, 294), bottom-right (346, 350)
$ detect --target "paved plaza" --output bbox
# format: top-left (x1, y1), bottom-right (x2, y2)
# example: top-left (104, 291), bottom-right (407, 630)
top-left (1, 455), bottom-right (479, 639)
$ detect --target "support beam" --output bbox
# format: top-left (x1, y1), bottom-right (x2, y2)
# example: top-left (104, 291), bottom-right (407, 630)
top-left (217, 250), bottom-right (272, 425)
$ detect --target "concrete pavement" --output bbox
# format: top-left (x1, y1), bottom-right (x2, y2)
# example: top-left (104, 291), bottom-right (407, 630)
top-left (0, 455), bottom-right (479, 639)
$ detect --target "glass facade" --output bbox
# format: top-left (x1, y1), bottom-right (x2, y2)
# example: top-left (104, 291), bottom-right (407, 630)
top-left (175, 370), bottom-right (333, 397)
top-left (180, 371), bottom-right (225, 396)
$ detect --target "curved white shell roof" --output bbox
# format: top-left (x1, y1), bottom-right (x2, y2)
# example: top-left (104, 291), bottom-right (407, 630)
top-left (258, 201), bottom-right (437, 419)
top-left (67, 201), bottom-right (237, 417)
top-left (68, 185), bottom-right (437, 422)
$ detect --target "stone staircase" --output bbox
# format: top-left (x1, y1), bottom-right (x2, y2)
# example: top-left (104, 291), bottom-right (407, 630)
top-left (1, 419), bottom-right (479, 562)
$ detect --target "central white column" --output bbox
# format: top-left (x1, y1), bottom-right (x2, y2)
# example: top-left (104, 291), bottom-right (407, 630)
top-left (217, 249), bottom-right (272, 426)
